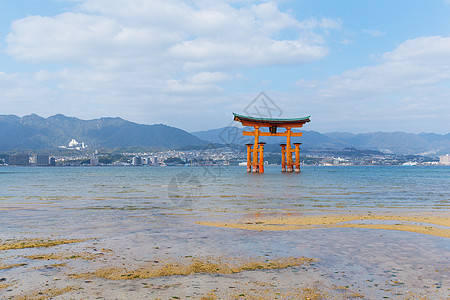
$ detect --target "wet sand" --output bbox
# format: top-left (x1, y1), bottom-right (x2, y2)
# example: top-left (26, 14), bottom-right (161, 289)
top-left (1, 209), bottom-right (449, 299)
top-left (196, 211), bottom-right (450, 238)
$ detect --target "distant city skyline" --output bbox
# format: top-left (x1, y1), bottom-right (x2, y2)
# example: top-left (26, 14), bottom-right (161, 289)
top-left (1, 0), bottom-right (450, 134)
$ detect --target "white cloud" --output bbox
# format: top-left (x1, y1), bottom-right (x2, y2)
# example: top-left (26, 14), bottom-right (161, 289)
top-left (0, 72), bottom-right (57, 111)
top-left (6, 12), bottom-right (183, 68)
top-left (362, 29), bottom-right (386, 37)
top-left (293, 36), bottom-right (450, 133)
top-left (382, 36), bottom-right (450, 64)
top-left (319, 36), bottom-right (450, 98)
top-left (6, 0), bottom-right (335, 71)
top-left (169, 36), bottom-right (328, 70)
top-left (164, 72), bottom-right (232, 93)
top-left (1, 0), bottom-right (341, 129)
top-left (7, 13), bottom-right (120, 63)
top-left (298, 17), bottom-right (341, 31)
top-left (188, 72), bottom-right (231, 84)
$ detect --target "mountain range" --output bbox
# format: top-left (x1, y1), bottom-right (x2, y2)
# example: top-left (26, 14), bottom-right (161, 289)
top-left (0, 114), bottom-right (449, 155)
top-left (191, 127), bottom-right (450, 156)
top-left (0, 114), bottom-right (207, 151)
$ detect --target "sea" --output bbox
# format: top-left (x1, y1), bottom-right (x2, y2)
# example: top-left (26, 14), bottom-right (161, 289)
top-left (1, 165), bottom-right (449, 238)
top-left (0, 165), bottom-right (449, 298)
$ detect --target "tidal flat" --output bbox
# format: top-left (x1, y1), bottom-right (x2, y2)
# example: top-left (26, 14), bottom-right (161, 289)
top-left (197, 211), bottom-right (450, 238)
top-left (0, 166), bottom-right (449, 299)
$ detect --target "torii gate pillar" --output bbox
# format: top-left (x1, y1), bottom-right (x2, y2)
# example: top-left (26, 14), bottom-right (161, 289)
top-left (293, 143), bottom-right (302, 173)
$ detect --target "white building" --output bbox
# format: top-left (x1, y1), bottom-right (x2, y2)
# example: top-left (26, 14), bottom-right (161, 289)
top-left (142, 157), bottom-right (154, 165)
top-left (439, 154), bottom-right (450, 165)
top-left (132, 156), bottom-right (142, 166)
top-left (60, 139), bottom-right (87, 150)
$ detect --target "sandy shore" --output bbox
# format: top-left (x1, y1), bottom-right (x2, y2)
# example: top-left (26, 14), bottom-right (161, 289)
top-left (0, 238), bottom-right (328, 299)
top-left (196, 211), bottom-right (450, 238)
top-left (1, 210), bottom-right (449, 299)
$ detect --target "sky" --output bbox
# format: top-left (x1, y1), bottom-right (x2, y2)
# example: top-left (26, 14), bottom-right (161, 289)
top-left (1, 0), bottom-right (450, 133)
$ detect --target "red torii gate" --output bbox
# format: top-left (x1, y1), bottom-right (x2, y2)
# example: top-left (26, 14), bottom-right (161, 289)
top-left (233, 113), bottom-right (311, 173)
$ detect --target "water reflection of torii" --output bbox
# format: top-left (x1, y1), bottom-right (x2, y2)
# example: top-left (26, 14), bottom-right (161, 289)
top-left (233, 113), bottom-right (311, 173)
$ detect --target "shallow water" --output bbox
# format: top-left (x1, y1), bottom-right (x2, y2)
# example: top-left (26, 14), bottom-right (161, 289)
top-left (1, 166), bottom-right (448, 235)
top-left (0, 165), bottom-right (449, 298)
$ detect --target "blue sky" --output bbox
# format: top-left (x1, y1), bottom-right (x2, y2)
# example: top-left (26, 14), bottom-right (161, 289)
top-left (1, 0), bottom-right (449, 133)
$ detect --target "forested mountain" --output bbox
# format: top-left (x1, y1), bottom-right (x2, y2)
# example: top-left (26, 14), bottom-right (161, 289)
top-left (0, 114), bottom-right (207, 150)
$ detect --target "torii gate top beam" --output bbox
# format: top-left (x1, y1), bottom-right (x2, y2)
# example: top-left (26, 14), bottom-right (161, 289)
top-left (233, 113), bottom-right (310, 129)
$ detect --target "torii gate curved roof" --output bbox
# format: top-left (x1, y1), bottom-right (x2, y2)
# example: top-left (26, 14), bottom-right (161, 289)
top-left (233, 112), bottom-right (310, 128)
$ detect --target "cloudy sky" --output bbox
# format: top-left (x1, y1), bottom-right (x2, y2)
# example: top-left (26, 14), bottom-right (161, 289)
top-left (1, 0), bottom-right (449, 133)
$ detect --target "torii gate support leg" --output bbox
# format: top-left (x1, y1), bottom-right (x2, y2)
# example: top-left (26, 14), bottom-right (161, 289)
top-left (280, 144), bottom-right (286, 172)
top-left (246, 144), bottom-right (252, 173)
top-left (286, 128), bottom-right (293, 173)
top-left (294, 143), bottom-right (301, 173)
top-left (252, 127), bottom-right (260, 173)
top-left (258, 142), bottom-right (266, 173)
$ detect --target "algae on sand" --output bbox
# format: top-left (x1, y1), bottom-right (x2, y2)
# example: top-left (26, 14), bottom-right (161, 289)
top-left (69, 256), bottom-right (316, 280)
top-left (0, 238), bottom-right (89, 251)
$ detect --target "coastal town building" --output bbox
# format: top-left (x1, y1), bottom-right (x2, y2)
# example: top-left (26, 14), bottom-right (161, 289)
top-left (35, 154), bottom-right (50, 166)
top-left (90, 157), bottom-right (99, 166)
top-left (9, 154), bottom-right (30, 166)
top-left (59, 139), bottom-right (87, 150)
top-left (439, 154), bottom-right (450, 165)
top-left (0, 146), bottom-right (442, 168)
top-left (132, 156), bottom-right (142, 166)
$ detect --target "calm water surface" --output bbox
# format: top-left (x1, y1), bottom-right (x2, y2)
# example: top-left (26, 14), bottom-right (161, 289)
top-left (1, 165), bottom-right (449, 237)
top-left (1, 165), bottom-right (449, 205)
